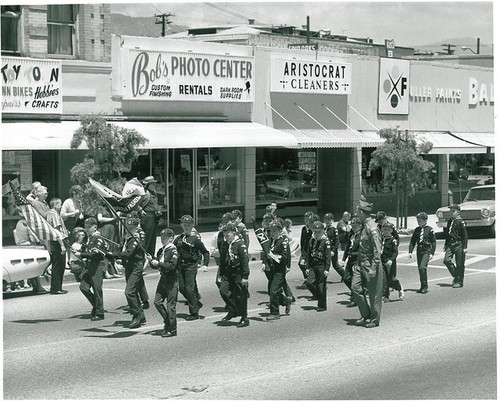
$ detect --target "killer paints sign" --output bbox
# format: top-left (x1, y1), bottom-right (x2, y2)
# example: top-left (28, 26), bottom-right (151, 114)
top-left (2, 56), bottom-right (62, 114)
top-left (123, 49), bottom-right (254, 102)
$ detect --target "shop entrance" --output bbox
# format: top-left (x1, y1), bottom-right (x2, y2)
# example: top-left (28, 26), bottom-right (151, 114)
top-left (166, 149), bottom-right (195, 225)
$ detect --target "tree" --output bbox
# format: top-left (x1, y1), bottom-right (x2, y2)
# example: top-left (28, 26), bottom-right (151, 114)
top-left (70, 115), bottom-right (148, 216)
top-left (369, 127), bottom-right (434, 229)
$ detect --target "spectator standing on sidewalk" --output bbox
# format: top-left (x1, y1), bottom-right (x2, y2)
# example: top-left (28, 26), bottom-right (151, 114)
top-left (409, 212), bottom-right (436, 294)
top-left (443, 204), bottom-right (468, 288)
top-left (46, 198), bottom-right (69, 295)
top-left (61, 185), bottom-right (84, 233)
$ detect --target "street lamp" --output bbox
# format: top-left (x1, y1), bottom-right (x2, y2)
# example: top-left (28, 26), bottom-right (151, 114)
top-left (461, 38), bottom-right (480, 54)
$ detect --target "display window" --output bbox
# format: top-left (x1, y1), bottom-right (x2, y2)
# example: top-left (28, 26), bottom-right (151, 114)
top-left (255, 148), bottom-right (318, 204)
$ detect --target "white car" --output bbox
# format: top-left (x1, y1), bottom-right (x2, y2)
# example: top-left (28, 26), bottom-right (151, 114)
top-left (436, 184), bottom-right (495, 237)
top-left (2, 245), bottom-right (51, 292)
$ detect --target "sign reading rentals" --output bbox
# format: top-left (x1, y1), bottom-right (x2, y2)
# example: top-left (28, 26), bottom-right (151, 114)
top-left (271, 58), bottom-right (351, 94)
top-left (123, 49), bottom-right (254, 102)
top-left (378, 58), bottom-right (410, 114)
top-left (1, 56), bottom-right (62, 114)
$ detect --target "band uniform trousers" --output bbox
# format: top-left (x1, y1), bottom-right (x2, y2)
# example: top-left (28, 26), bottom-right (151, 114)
top-left (80, 260), bottom-right (106, 317)
top-left (343, 258), bottom-right (355, 290)
top-left (382, 262), bottom-right (402, 298)
top-left (330, 249), bottom-right (345, 281)
top-left (351, 260), bottom-right (383, 324)
top-left (178, 265), bottom-right (201, 315)
top-left (416, 246), bottom-right (431, 288)
top-left (444, 241), bottom-right (466, 283)
top-left (49, 241), bottom-right (67, 292)
top-left (269, 271), bottom-right (288, 315)
top-left (154, 273), bottom-right (178, 332)
top-left (219, 274), bottom-right (248, 318)
top-left (306, 266), bottom-right (327, 309)
top-left (124, 260), bottom-right (145, 319)
top-left (141, 212), bottom-right (158, 257)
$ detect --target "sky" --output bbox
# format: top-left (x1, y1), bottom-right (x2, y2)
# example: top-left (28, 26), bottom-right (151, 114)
top-left (108, 1), bottom-right (494, 47)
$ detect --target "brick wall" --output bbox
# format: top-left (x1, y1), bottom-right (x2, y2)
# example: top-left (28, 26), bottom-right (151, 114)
top-left (19, 4), bottom-right (111, 62)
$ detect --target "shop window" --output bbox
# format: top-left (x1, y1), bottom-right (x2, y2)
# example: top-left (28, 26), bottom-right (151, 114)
top-left (47, 5), bottom-right (76, 55)
top-left (1, 6), bottom-right (21, 54)
top-left (256, 148), bottom-right (318, 204)
top-left (197, 148), bottom-right (242, 208)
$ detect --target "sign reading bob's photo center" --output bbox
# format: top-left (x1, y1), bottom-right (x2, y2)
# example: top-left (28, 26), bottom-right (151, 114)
top-left (123, 49), bottom-right (254, 102)
top-left (1, 56), bottom-right (62, 114)
top-left (270, 58), bottom-right (352, 94)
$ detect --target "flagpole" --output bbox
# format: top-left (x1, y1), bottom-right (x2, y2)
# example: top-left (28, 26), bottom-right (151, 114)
top-left (96, 192), bottom-right (150, 257)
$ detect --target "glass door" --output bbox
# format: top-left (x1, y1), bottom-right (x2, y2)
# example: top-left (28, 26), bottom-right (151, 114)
top-left (167, 149), bottom-right (195, 226)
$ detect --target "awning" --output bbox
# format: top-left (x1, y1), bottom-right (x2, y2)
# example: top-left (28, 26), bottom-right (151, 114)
top-left (1, 121), bottom-right (298, 150)
top-left (413, 131), bottom-right (493, 154)
top-left (283, 129), bottom-right (385, 148)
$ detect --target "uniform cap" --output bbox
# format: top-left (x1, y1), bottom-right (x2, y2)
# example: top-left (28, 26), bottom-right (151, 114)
top-left (381, 221), bottom-right (393, 229)
top-left (222, 212), bottom-right (235, 221)
top-left (84, 217), bottom-right (98, 227)
top-left (142, 175), bottom-right (157, 185)
top-left (416, 212), bottom-right (428, 220)
top-left (324, 213), bottom-right (334, 220)
top-left (449, 204), bottom-right (461, 211)
top-left (312, 221), bottom-right (324, 231)
top-left (180, 214), bottom-right (195, 223)
top-left (269, 220), bottom-right (283, 230)
top-left (357, 200), bottom-right (373, 212)
top-left (72, 226), bottom-right (86, 236)
top-left (351, 217), bottom-right (363, 225)
top-left (375, 211), bottom-right (386, 222)
top-left (221, 222), bottom-right (237, 232)
top-left (160, 228), bottom-right (175, 237)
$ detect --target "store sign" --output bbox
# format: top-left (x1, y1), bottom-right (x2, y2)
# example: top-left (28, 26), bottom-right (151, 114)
top-left (378, 58), bottom-right (409, 115)
top-left (270, 58), bottom-right (351, 94)
top-left (123, 49), bottom-right (254, 102)
top-left (1, 56), bottom-right (62, 114)
top-left (468, 77), bottom-right (494, 106)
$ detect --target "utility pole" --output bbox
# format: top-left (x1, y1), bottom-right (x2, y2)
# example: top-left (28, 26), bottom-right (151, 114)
top-left (155, 12), bottom-right (174, 37)
top-left (441, 43), bottom-right (456, 55)
top-left (306, 15), bottom-right (310, 44)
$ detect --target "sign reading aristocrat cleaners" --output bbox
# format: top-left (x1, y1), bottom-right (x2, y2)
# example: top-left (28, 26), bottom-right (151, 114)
top-left (123, 49), bottom-right (254, 102)
top-left (270, 58), bottom-right (351, 94)
top-left (1, 56), bottom-right (62, 114)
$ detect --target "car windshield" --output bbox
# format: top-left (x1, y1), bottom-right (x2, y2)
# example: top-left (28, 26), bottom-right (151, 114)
top-left (463, 187), bottom-right (495, 202)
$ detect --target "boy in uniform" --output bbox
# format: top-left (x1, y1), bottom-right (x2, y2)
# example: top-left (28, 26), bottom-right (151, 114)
top-left (443, 204), bottom-right (468, 288)
top-left (381, 221), bottom-right (404, 302)
top-left (409, 212), bottom-right (436, 294)
top-left (324, 213), bottom-right (344, 282)
top-left (148, 228), bottom-right (179, 337)
top-left (219, 222), bottom-right (250, 327)
top-left (305, 221), bottom-right (331, 312)
top-left (341, 217), bottom-right (363, 307)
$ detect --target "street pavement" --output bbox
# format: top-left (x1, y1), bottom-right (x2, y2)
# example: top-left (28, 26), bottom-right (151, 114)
top-left (3, 236), bottom-right (496, 400)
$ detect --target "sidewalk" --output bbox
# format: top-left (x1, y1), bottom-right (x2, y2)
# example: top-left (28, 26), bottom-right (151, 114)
top-left (60, 214), bottom-right (439, 284)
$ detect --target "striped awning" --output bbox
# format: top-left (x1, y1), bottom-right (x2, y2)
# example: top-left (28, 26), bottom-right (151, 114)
top-left (282, 129), bottom-right (385, 148)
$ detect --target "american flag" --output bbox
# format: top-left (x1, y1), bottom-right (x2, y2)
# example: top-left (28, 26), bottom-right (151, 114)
top-left (9, 181), bottom-right (64, 241)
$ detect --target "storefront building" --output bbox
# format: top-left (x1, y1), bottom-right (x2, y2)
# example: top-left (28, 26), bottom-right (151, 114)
top-left (2, 11), bottom-right (494, 241)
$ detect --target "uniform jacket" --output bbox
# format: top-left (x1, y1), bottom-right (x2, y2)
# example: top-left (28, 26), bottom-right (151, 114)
top-left (343, 230), bottom-right (362, 263)
top-left (300, 226), bottom-right (313, 259)
top-left (357, 218), bottom-right (382, 269)
top-left (174, 231), bottom-right (210, 269)
top-left (80, 230), bottom-right (109, 265)
top-left (269, 234), bottom-right (290, 272)
top-left (381, 234), bottom-right (399, 265)
top-left (236, 222), bottom-right (250, 249)
top-left (115, 228), bottom-right (146, 264)
top-left (445, 217), bottom-right (468, 250)
top-left (337, 219), bottom-right (351, 244)
top-left (409, 225), bottom-right (436, 255)
top-left (325, 223), bottom-right (339, 251)
top-left (306, 235), bottom-right (331, 270)
top-left (219, 237), bottom-right (249, 279)
top-left (155, 242), bottom-right (178, 278)
top-left (377, 222), bottom-right (400, 246)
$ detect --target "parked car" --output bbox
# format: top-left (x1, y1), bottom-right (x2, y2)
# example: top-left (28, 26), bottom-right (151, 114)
top-left (466, 165), bottom-right (494, 185)
top-left (2, 245), bottom-right (50, 293)
top-left (436, 184), bottom-right (495, 237)
top-left (257, 171), bottom-right (317, 200)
